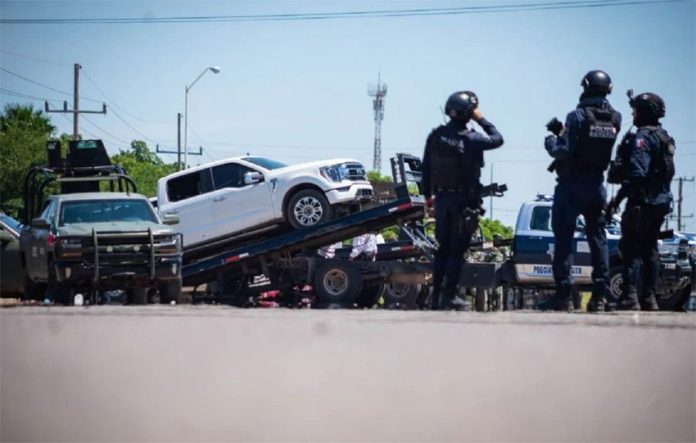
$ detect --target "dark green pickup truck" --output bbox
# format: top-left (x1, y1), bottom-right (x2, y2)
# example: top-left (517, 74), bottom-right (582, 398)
top-left (20, 192), bottom-right (182, 305)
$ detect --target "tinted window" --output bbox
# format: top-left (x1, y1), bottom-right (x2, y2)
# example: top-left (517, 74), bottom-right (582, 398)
top-left (242, 157), bottom-right (287, 170)
top-left (60, 200), bottom-right (157, 225)
top-left (212, 163), bottom-right (255, 189)
top-left (530, 206), bottom-right (551, 231)
top-left (167, 170), bottom-right (212, 202)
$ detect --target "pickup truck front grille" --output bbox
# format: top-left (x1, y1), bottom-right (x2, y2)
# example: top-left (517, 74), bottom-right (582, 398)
top-left (344, 162), bottom-right (366, 181)
top-left (56, 230), bottom-right (182, 280)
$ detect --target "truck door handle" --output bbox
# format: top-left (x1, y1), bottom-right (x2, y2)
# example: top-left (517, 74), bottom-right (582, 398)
top-left (166, 210), bottom-right (179, 215)
top-left (212, 196), bottom-right (226, 202)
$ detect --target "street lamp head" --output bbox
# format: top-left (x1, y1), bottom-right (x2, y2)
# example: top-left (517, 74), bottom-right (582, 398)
top-left (209, 66), bottom-right (221, 74)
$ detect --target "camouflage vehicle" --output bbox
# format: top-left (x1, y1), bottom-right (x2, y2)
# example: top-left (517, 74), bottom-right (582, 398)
top-left (19, 139), bottom-right (183, 305)
top-left (20, 192), bottom-right (182, 305)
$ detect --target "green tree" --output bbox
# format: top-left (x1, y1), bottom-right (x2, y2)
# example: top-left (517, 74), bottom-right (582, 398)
top-left (0, 104), bottom-right (56, 217)
top-left (479, 218), bottom-right (514, 240)
top-left (111, 140), bottom-right (176, 197)
top-left (367, 170), bottom-right (392, 183)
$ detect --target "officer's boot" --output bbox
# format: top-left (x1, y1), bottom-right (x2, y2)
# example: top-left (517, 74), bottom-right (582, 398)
top-left (448, 295), bottom-right (468, 311)
top-left (537, 288), bottom-right (572, 312)
top-left (641, 290), bottom-right (660, 311)
top-left (587, 296), bottom-right (606, 313)
top-left (617, 287), bottom-right (641, 311)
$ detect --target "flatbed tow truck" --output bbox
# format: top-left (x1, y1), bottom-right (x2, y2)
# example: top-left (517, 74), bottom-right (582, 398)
top-left (181, 153), bottom-right (509, 309)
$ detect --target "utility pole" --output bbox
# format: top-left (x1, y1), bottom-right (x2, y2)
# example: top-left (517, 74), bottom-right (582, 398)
top-left (669, 176), bottom-right (695, 232)
top-left (177, 113), bottom-right (182, 170)
top-left (45, 63), bottom-right (106, 140)
top-left (368, 75), bottom-right (387, 172)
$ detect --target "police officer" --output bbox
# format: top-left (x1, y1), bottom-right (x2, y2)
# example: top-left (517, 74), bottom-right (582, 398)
top-left (607, 91), bottom-right (674, 310)
top-left (542, 70), bottom-right (622, 311)
top-left (421, 91), bottom-right (504, 310)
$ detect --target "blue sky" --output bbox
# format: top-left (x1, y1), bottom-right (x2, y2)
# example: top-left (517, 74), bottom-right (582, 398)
top-left (1, 0), bottom-right (694, 230)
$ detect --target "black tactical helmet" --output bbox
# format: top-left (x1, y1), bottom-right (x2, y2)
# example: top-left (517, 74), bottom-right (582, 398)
top-left (629, 91), bottom-right (666, 119)
top-left (581, 70), bottom-right (613, 95)
top-left (445, 90), bottom-right (479, 121)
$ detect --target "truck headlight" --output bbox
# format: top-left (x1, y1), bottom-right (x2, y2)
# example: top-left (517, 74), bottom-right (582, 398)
top-left (320, 164), bottom-right (349, 182)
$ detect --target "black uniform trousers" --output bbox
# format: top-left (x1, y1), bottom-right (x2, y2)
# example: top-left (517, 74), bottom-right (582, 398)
top-left (619, 201), bottom-right (669, 299)
top-left (551, 178), bottom-right (610, 302)
top-left (432, 190), bottom-right (479, 302)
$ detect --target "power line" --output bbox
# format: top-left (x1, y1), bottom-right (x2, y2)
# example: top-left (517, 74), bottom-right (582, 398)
top-left (0, 67), bottom-right (102, 103)
top-left (0, 48), bottom-right (70, 66)
top-left (81, 115), bottom-right (130, 145)
top-left (81, 69), bottom-right (157, 124)
top-left (0, 87), bottom-right (64, 104)
top-left (0, 0), bottom-right (684, 24)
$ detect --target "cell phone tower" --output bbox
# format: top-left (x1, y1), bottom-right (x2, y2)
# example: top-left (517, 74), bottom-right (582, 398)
top-left (368, 75), bottom-right (387, 171)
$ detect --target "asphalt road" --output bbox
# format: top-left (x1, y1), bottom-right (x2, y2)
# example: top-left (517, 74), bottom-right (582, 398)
top-left (1, 307), bottom-right (695, 442)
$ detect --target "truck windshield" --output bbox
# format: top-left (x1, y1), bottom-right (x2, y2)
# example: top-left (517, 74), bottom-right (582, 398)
top-left (60, 200), bottom-right (158, 225)
top-left (242, 157), bottom-right (287, 170)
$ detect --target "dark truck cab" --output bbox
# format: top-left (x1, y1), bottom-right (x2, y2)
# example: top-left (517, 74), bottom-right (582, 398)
top-left (19, 140), bottom-right (183, 305)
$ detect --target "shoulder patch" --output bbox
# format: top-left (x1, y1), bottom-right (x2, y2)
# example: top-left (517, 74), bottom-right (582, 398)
top-left (636, 138), bottom-right (647, 150)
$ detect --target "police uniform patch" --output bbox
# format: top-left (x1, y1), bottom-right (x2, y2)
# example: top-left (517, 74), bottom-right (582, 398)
top-left (636, 138), bottom-right (646, 150)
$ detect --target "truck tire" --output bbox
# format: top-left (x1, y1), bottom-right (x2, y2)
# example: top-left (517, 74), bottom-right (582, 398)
top-left (23, 274), bottom-right (46, 301)
top-left (314, 261), bottom-right (362, 308)
top-left (287, 189), bottom-right (333, 229)
top-left (159, 278), bottom-right (182, 304)
top-left (608, 267), bottom-right (623, 302)
top-left (382, 282), bottom-right (421, 310)
top-left (47, 260), bottom-right (71, 305)
top-left (356, 283), bottom-right (382, 309)
top-left (127, 287), bottom-right (148, 305)
top-left (474, 287), bottom-right (487, 312)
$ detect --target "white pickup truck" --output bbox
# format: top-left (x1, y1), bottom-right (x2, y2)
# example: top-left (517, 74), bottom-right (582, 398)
top-left (156, 156), bottom-right (373, 248)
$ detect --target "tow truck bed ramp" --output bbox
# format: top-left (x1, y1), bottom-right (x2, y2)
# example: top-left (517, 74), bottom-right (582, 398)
top-left (182, 195), bottom-right (425, 286)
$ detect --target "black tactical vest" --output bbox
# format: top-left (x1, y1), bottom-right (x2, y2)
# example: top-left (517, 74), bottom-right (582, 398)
top-left (607, 132), bottom-right (633, 184)
top-left (574, 106), bottom-right (620, 173)
top-left (645, 126), bottom-right (676, 187)
top-left (428, 125), bottom-right (471, 191)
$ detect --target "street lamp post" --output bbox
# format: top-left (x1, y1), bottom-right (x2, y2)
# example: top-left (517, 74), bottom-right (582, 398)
top-left (184, 66), bottom-right (220, 169)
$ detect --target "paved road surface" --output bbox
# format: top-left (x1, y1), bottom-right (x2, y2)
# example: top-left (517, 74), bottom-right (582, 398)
top-left (2, 307), bottom-right (695, 442)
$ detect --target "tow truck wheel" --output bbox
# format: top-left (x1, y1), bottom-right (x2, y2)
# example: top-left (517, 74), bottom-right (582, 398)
top-left (357, 283), bottom-right (383, 308)
top-left (314, 261), bottom-right (362, 308)
top-left (127, 287), bottom-right (147, 305)
top-left (159, 278), bottom-right (182, 304)
top-left (287, 189), bottom-right (333, 229)
top-left (382, 282), bottom-right (421, 310)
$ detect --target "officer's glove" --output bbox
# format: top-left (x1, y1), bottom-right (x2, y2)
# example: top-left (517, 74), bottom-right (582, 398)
top-left (546, 117), bottom-right (564, 136)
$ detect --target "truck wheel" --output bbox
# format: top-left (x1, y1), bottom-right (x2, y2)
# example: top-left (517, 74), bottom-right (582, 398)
top-left (608, 267), bottom-right (623, 302)
top-left (474, 287), bottom-right (487, 312)
top-left (287, 189), bottom-right (333, 229)
top-left (314, 261), bottom-right (362, 308)
top-left (382, 282), bottom-right (421, 310)
top-left (47, 261), bottom-right (71, 305)
top-left (23, 274), bottom-right (46, 301)
top-left (159, 278), bottom-right (182, 304)
top-left (356, 283), bottom-right (382, 309)
top-left (127, 287), bottom-right (148, 305)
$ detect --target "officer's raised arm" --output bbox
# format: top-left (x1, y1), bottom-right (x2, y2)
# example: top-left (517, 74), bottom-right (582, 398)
top-left (545, 111), bottom-right (579, 160)
top-left (469, 108), bottom-right (504, 150)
